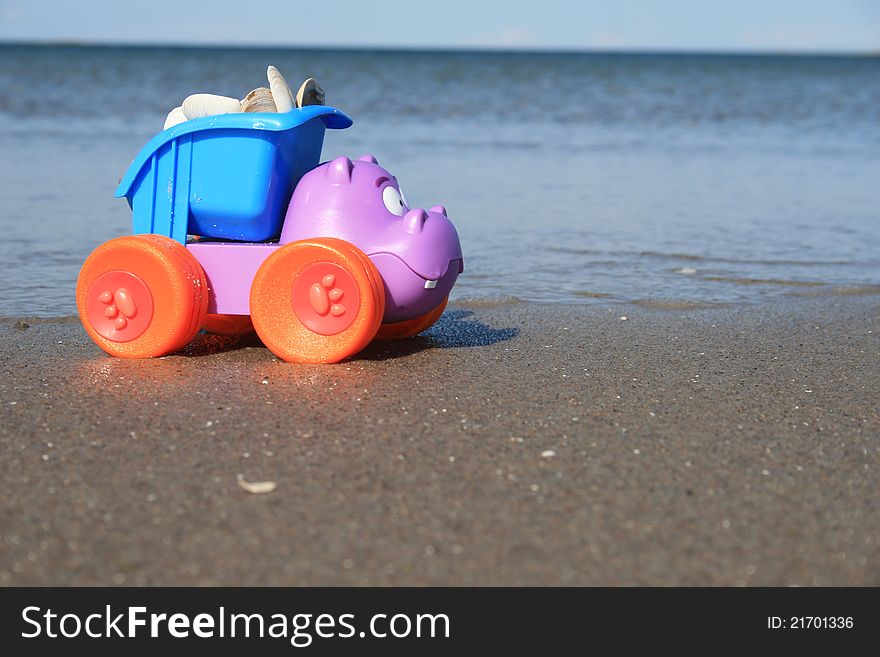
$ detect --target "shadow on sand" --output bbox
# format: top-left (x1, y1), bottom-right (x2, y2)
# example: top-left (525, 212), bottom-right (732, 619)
top-left (177, 309), bottom-right (518, 361)
top-left (359, 309), bottom-right (518, 360)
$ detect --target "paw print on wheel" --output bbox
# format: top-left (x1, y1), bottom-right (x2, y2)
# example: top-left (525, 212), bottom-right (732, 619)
top-left (84, 268), bottom-right (155, 343)
top-left (98, 287), bottom-right (138, 330)
top-left (309, 274), bottom-right (346, 317)
top-left (291, 261), bottom-right (361, 337)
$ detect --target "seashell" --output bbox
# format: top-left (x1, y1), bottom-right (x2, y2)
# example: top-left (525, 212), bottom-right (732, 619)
top-left (240, 87), bottom-right (277, 113)
top-left (181, 93), bottom-right (242, 120)
top-left (266, 65), bottom-right (294, 113)
top-left (163, 106), bottom-right (187, 130)
top-left (237, 477), bottom-right (277, 494)
top-left (295, 77), bottom-right (325, 107)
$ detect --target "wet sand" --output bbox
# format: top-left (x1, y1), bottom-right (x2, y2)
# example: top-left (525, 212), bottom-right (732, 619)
top-left (1, 296), bottom-right (878, 586)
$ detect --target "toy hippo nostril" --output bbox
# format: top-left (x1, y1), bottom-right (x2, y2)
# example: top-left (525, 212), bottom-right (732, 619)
top-left (429, 205), bottom-right (447, 217)
top-left (402, 208), bottom-right (428, 234)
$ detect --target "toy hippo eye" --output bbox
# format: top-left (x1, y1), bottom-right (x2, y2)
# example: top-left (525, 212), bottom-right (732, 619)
top-left (382, 186), bottom-right (407, 216)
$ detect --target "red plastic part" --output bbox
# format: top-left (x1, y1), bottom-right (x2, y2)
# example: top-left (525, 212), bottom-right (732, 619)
top-left (291, 262), bottom-right (360, 336)
top-left (375, 296), bottom-right (448, 340)
top-left (85, 270), bottom-right (154, 342)
top-left (202, 314), bottom-right (254, 336)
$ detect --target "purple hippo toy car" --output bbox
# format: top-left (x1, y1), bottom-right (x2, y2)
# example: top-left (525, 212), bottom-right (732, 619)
top-left (76, 106), bottom-right (463, 363)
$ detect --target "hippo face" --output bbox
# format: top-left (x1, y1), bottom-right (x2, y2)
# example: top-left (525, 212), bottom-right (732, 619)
top-left (280, 155), bottom-right (463, 323)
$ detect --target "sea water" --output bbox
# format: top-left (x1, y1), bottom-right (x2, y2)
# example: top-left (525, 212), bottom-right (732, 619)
top-left (0, 45), bottom-right (877, 316)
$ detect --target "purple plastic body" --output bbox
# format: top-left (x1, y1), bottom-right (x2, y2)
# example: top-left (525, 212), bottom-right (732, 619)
top-left (187, 242), bottom-right (277, 315)
top-left (187, 155), bottom-right (463, 323)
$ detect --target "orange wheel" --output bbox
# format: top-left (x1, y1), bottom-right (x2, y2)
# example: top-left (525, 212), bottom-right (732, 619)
top-left (375, 296), bottom-right (448, 340)
top-left (203, 314), bottom-right (254, 336)
top-left (250, 238), bottom-right (385, 363)
top-left (351, 248), bottom-right (385, 322)
top-left (76, 235), bottom-right (208, 358)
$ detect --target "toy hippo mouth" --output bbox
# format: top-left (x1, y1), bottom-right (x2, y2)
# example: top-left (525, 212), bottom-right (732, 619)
top-left (416, 257), bottom-right (464, 288)
top-left (368, 253), bottom-right (463, 323)
top-left (422, 257), bottom-right (464, 288)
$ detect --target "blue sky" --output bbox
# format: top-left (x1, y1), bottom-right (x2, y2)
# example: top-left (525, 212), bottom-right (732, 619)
top-left (1, 0), bottom-right (878, 52)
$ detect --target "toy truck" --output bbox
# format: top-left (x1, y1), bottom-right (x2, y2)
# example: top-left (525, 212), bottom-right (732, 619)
top-left (76, 106), bottom-right (463, 363)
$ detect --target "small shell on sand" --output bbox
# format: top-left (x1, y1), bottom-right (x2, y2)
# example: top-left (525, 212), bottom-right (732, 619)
top-left (267, 66), bottom-right (294, 113)
top-left (237, 476), bottom-right (277, 494)
top-left (240, 87), bottom-right (277, 113)
top-left (295, 77), bottom-right (325, 107)
top-left (163, 106), bottom-right (187, 130)
top-left (181, 93), bottom-right (242, 120)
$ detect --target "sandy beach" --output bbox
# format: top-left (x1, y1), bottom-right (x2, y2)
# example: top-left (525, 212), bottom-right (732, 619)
top-left (0, 294), bottom-right (877, 586)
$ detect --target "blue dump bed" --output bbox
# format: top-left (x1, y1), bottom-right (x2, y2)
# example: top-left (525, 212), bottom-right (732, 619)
top-left (115, 107), bottom-right (352, 244)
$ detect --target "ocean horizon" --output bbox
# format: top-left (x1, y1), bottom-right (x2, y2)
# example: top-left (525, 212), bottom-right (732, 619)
top-left (2, 38), bottom-right (878, 56)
